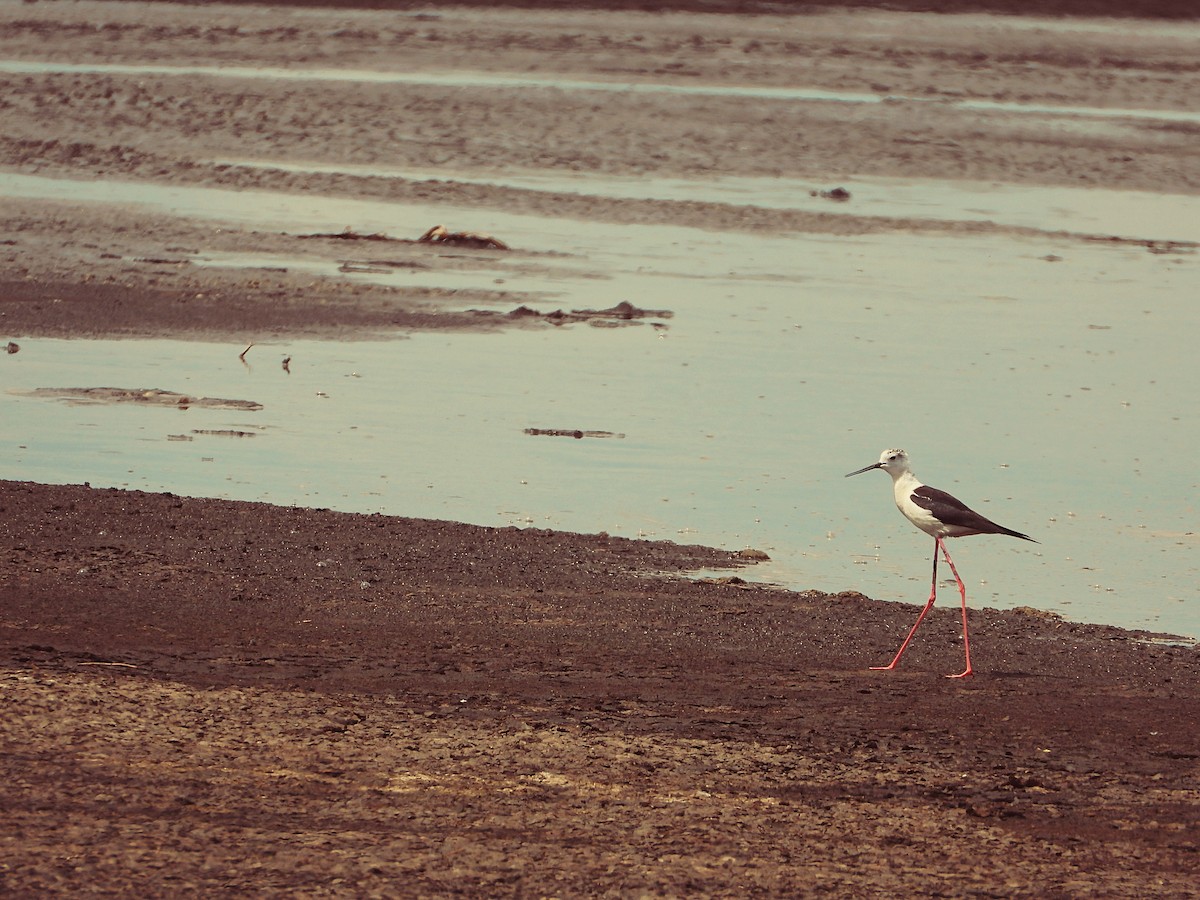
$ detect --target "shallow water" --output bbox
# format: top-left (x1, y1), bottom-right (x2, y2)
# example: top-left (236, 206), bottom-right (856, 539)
top-left (214, 160), bottom-right (1200, 244)
top-left (2, 170), bottom-right (1197, 637)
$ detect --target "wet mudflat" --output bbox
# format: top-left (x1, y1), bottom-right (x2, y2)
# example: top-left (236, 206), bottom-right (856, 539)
top-left (2, 1), bottom-right (1200, 896)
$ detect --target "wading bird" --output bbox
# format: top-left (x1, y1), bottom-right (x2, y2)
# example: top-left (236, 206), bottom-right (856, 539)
top-left (845, 449), bottom-right (1036, 677)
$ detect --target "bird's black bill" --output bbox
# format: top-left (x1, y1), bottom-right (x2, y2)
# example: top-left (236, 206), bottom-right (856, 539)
top-left (845, 462), bottom-right (883, 478)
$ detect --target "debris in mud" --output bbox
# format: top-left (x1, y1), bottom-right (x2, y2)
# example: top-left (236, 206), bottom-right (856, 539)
top-left (299, 227), bottom-right (399, 243)
top-left (417, 224), bottom-right (509, 250)
top-left (25, 387), bottom-right (263, 411)
top-left (490, 300), bottom-right (672, 328)
top-left (583, 300), bottom-right (671, 320)
top-left (1145, 240), bottom-right (1197, 255)
top-left (298, 225), bottom-right (509, 250)
top-left (1084, 235), bottom-right (1198, 255)
top-left (812, 186), bottom-right (852, 202)
top-left (524, 428), bottom-right (626, 439)
top-left (736, 548), bottom-right (771, 561)
top-left (191, 429), bottom-right (259, 438)
top-left (133, 257), bottom-right (191, 266)
top-left (340, 258), bottom-right (429, 272)
top-left (506, 306), bottom-right (544, 319)
top-left (338, 262), bottom-right (395, 274)
top-left (5, 342), bottom-right (18, 354)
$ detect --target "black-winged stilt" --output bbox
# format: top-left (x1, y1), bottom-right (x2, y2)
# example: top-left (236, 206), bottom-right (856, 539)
top-left (845, 448), bottom-right (1036, 678)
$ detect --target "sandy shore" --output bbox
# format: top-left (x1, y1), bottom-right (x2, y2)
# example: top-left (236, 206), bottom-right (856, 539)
top-left (2, 2), bottom-right (1200, 895)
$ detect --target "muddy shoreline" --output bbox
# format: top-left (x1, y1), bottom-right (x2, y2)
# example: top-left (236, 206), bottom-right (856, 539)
top-left (3, 2), bottom-right (1200, 895)
top-left (4, 479), bottom-right (1200, 896)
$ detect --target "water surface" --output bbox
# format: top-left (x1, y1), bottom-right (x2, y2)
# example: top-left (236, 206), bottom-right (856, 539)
top-left (2, 170), bottom-right (1197, 637)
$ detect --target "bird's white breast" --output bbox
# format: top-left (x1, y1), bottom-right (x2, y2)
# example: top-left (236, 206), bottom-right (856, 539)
top-left (892, 473), bottom-right (944, 537)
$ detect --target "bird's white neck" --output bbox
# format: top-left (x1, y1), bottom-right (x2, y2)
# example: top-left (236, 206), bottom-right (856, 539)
top-left (887, 467), bottom-right (922, 488)
top-left (889, 468), bottom-right (923, 502)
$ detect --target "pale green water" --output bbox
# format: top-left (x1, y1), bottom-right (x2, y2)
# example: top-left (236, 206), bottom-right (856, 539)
top-left (1, 171), bottom-right (1197, 637)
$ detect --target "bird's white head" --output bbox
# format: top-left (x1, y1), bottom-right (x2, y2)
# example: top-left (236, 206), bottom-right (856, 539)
top-left (845, 448), bottom-right (912, 479)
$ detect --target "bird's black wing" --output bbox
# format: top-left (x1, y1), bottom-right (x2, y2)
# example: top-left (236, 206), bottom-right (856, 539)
top-left (912, 485), bottom-right (1036, 542)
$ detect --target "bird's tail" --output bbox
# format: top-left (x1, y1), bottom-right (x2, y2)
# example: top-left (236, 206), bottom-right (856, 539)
top-left (999, 525), bottom-right (1038, 543)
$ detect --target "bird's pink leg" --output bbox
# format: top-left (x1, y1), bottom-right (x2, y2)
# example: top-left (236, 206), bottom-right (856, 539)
top-left (938, 538), bottom-right (973, 678)
top-left (870, 538), bottom-right (939, 671)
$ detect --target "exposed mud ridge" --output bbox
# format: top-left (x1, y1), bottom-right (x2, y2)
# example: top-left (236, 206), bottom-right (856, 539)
top-left (524, 427), bottom-right (626, 439)
top-left (23, 387), bottom-right (264, 410)
top-left (491, 300), bottom-right (672, 327)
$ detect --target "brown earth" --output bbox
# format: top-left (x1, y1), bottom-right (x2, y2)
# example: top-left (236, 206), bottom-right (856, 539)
top-left (2, 2), bottom-right (1200, 897)
top-left (3, 480), bottom-right (1199, 897)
